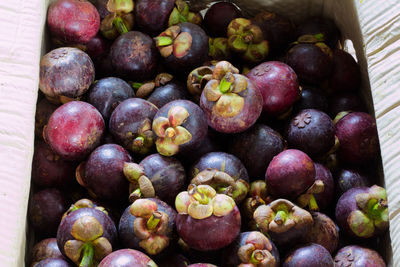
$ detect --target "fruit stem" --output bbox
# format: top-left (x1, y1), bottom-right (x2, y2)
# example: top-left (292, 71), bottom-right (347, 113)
top-left (79, 243), bottom-right (94, 267)
top-left (131, 82), bottom-right (143, 89)
top-left (147, 211), bottom-right (162, 230)
top-left (113, 17), bottom-right (128, 35)
top-left (309, 194), bottom-right (319, 211)
top-left (274, 210), bottom-right (287, 225)
top-left (219, 78), bottom-right (232, 94)
top-left (154, 36), bottom-right (173, 47)
top-left (250, 250), bottom-right (264, 264)
top-left (133, 136), bottom-right (145, 147)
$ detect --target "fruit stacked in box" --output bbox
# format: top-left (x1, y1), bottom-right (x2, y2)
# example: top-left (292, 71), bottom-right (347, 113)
top-left (29, 0), bottom-right (388, 266)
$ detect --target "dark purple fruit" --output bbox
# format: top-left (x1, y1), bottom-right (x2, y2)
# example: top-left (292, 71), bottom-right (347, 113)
top-left (147, 80), bottom-right (189, 108)
top-left (32, 141), bottom-right (76, 188)
top-left (78, 144), bottom-right (132, 202)
top-left (109, 98), bottom-right (159, 155)
top-left (188, 264), bottom-right (217, 267)
top-left (203, 2), bottom-right (242, 37)
top-left (86, 34), bottom-right (111, 59)
top-left (35, 99), bottom-right (58, 139)
top-left (175, 185), bottom-right (241, 251)
top-left (40, 48), bottom-right (95, 102)
top-left (200, 61), bottom-right (263, 133)
top-left (328, 92), bottom-right (365, 118)
top-left (286, 36), bottom-right (333, 85)
top-left (265, 149), bottom-right (315, 199)
top-left (335, 168), bottom-right (372, 196)
top-left (30, 238), bottom-right (65, 266)
top-left (329, 49), bottom-right (361, 93)
top-left (335, 112), bottom-right (379, 164)
top-left (110, 31), bottom-right (159, 81)
top-left (29, 188), bottom-right (69, 237)
top-left (152, 100), bottom-right (208, 156)
top-left (119, 198), bottom-right (177, 255)
top-left (91, 0), bottom-right (109, 20)
top-left (222, 231), bottom-right (280, 267)
top-left (123, 153), bottom-right (186, 204)
top-left (98, 249), bottom-right (157, 266)
top-left (283, 243), bottom-right (334, 267)
top-left (157, 253), bottom-right (189, 267)
top-left (247, 61), bottom-right (299, 116)
top-left (154, 22), bottom-right (209, 75)
top-left (335, 185), bottom-right (388, 239)
top-left (44, 101), bottom-right (105, 161)
top-left (334, 245), bottom-right (386, 267)
top-left (228, 124), bottom-right (284, 179)
top-left (47, 0), bottom-right (100, 44)
top-left (287, 109), bottom-right (335, 158)
top-left (33, 258), bottom-right (73, 267)
top-left (293, 86), bottom-right (328, 114)
top-left (93, 50), bottom-right (115, 79)
top-left (87, 77), bottom-right (134, 121)
top-left (254, 199), bottom-right (313, 248)
top-left (57, 208), bottom-right (117, 266)
top-left (296, 16), bottom-right (340, 48)
top-left (302, 212), bottom-right (339, 254)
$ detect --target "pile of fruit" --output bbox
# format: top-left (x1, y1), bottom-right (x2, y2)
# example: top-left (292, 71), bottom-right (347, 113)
top-left (29, 0), bottom-right (388, 266)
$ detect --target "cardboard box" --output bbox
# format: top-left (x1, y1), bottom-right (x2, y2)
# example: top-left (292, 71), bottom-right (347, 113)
top-left (0, 0), bottom-right (398, 265)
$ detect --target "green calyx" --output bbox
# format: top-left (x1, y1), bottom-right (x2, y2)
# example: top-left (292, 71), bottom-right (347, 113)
top-left (168, 0), bottom-right (202, 27)
top-left (107, 0), bottom-right (134, 13)
top-left (79, 243), bottom-right (94, 267)
top-left (154, 36), bottom-right (173, 47)
top-left (209, 38), bottom-right (230, 60)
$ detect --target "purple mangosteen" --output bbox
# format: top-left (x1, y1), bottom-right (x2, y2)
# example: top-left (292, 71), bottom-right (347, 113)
top-left (283, 243), bottom-right (334, 267)
top-left (98, 249), bottom-right (157, 266)
top-left (334, 245), bottom-right (386, 267)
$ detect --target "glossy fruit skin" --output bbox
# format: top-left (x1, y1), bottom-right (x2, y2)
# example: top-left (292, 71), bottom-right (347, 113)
top-left (190, 152), bottom-right (249, 183)
top-left (109, 98), bottom-right (159, 154)
top-left (99, 249), bottom-right (157, 266)
top-left (87, 77), bottom-right (134, 121)
top-left (287, 109), bottom-right (335, 158)
top-left (247, 61), bottom-right (299, 116)
top-left (334, 245), bottom-right (386, 267)
top-left (110, 31), bottom-right (159, 81)
top-left (203, 2), bottom-right (242, 37)
top-left (33, 258), bottom-right (73, 267)
top-left (177, 134), bottom-right (221, 167)
top-left (335, 168), bottom-right (371, 196)
top-left (329, 92), bottom-right (365, 118)
top-left (286, 43), bottom-right (333, 85)
top-left (57, 208), bottom-right (117, 257)
top-left (157, 253), bottom-right (190, 267)
top-left (147, 80), bottom-right (190, 109)
top-left (162, 23), bottom-right (209, 75)
top-left (83, 144), bottom-right (132, 202)
top-left (302, 212), bottom-right (339, 254)
top-left (40, 48), bottom-right (95, 99)
top-left (32, 141), bottom-right (76, 188)
top-left (35, 99), bottom-right (58, 139)
top-left (283, 243), bottom-right (334, 267)
top-left (47, 0), bottom-right (100, 44)
top-left (228, 124), bottom-right (284, 179)
top-left (134, 0), bottom-right (175, 36)
top-left (266, 149), bottom-right (315, 199)
top-left (176, 206), bottom-right (241, 251)
top-left (335, 112), bottom-right (379, 164)
top-left (154, 100), bottom-right (208, 155)
top-left (313, 163), bottom-right (335, 210)
top-left (30, 238), bottom-right (65, 266)
top-left (222, 231), bottom-right (280, 267)
top-left (44, 101), bottom-right (105, 161)
top-left (293, 86), bottom-right (328, 114)
top-left (118, 198), bottom-right (177, 251)
top-left (86, 34), bottom-right (111, 59)
top-left (296, 16), bottom-right (340, 48)
top-left (140, 154), bottom-right (186, 204)
top-left (329, 49), bottom-right (361, 93)
top-left (29, 188), bottom-right (69, 237)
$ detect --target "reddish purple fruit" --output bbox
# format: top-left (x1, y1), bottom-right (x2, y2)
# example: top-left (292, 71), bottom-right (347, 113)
top-left (30, 238), bottom-right (65, 266)
top-left (29, 188), bottom-right (69, 237)
top-left (200, 61), bottom-right (263, 133)
top-left (98, 249), bottom-right (157, 266)
top-left (44, 101), bottom-right (105, 161)
top-left (287, 109), bottom-right (335, 158)
top-left (247, 61), bottom-right (299, 116)
top-left (335, 112), bottom-right (379, 164)
top-left (283, 243), bottom-right (334, 267)
top-left (87, 77), bottom-right (134, 121)
top-left (302, 212), bottom-right (339, 254)
top-left (335, 168), bottom-right (372, 196)
top-left (79, 144), bottom-right (132, 202)
top-left (32, 141), bottom-right (76, 188)
top-left (118, 198), bottom-right (177, 255)
top-left (40, 48), bottom-right (95, 102)
top-left (33, 258), bottom-right (73, 267)
top-left (203, 2), bottom-right (242, 37)
top-left (35, 99), bottom-right (58, 139)
top-left (265, 149), bottom-right (315, 199)
top-left (47, 0), bottom-right (100, 44)
top-left (175, 185), bottom-right (241, 251)
top-left (329, 49), bottom-right (361, 93)
top-left (110, 31), bottom-right (159, 81)
top-left (335, 185), bottom-right (388, 239)
top-left (109, 98), bottom-right (159, 155)
top-left (296, 16), bottom-right (341, 48)
top-left (328, 92), bottom-right (365, 118)
top-left (152, 100), bottom-right (208, 157)
top-left (57, 208), bottom-right (117, 266)
top-left (334, 245), bottom-right (386, 267)
top-left (222, 231), bottom-right (280, 267)
top-left (293, 86), bottom-right (329, 114)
